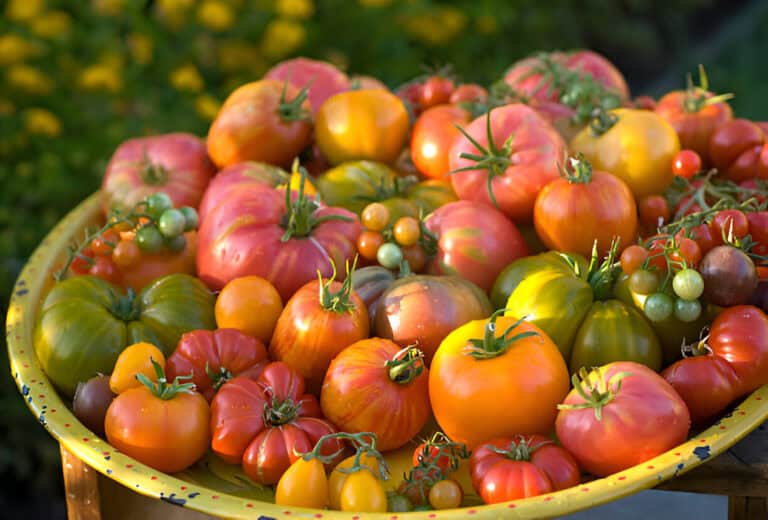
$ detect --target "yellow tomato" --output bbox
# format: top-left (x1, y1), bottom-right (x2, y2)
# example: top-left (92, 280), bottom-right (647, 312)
top-left (275, 457), bottom-right (328, 508)
top-left (315, 89), bottom-right (410, 165)
top-left (339, 468), bottom-right (388, 512)
top-left (109, 342), bottom-right (166, 395)
top-left (328, 453), bottom-right (381, 510)
top-left (570, 108), bottom-right (680, 199)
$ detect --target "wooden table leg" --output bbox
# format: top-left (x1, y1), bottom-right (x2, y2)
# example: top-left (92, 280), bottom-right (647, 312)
top-left (61, 444), bottom-right (101, 520)
top-left (729, 496), bottom-right (767, 520)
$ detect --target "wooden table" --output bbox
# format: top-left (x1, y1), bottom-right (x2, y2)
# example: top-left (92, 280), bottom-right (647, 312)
top-left (61, 423), bottom-right (768, 520)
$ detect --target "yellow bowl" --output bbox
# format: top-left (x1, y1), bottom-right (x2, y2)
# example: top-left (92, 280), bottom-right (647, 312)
top-left (7, 191), bottom-right (768, 519)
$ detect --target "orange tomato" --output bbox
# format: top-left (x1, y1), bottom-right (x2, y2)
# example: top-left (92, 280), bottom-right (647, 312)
top-left (109, 342), bottom-right (166, 395)
top-left (117, 231), bottom-right (197, 292)
top-left (215, 276), bottom-right (284, 344)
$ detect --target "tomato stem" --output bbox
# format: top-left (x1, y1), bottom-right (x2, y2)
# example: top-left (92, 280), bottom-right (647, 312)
top-left (308, 431), bottom-right (390, 480)
top-left (140, 152), bottom-right (168, 186)
top-left (385, 347), bottom-right (425, 385)
top-left (682, 65), bottom-right (734, 114)
top-left (484, 435), bottom-right (550, 462)
top-left (136, 358), bottom-right (197, 400)
top-left (586, 238), bottom-right (621, 301)
top-left (277, 77), bottom-right (312, 122)
top-left (108, 287), bottom-right (140, 321)
top-left (264, 395), bottom-right (302, 426)
top-left (588, 107), bottom-right (618, 136)
top-left (560, 153), bottom-right (593, 184)
top-left (205, 363), bottom-right (234, 390)
top-left (464, 309), bottom-right (539, 360)
top-left (317, 256), bottom-right (359, 313)
top-left (557, 367), bottom-right (632, 421)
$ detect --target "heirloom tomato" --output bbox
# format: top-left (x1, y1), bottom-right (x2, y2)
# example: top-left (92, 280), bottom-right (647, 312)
top-left (276, 457), bottom-right (328, 509)
top-left (321, 341), bottom-right (430, 451)
top-left (270, 264), bottom-right (370, 394)
top-left (166, 328), bottom-right (269, 401)
top-left (450, 83), bottom-right (488, 104)
top-left (196, 174), bottom-right (361, 302)
top-left (109, 341), bottom-right (165, 395)
top-left (34, 274), bottom-right (215, 397)
top-left (424, 200), bottom-right (529, 292)
top-left (449, 104), bottom-right (567, 222)
top-left (419, 75), bottom-right (455, 109)
top-left (570, 108), bottom-right (680, 198)
top-left (101, 133), bottom-right (215, 215)
top-left (328, 452), bottom-right (382, 510)
top-left (315, 89), bottom-right (409, 165)
top-left (73, 375), bottom-right (114, 436)
top-left (709, 119), bottom-right (768, 181)
top-left (214, 275), bottom-right (283, 344)
top-left (372, 274), bottom-right (492, 364)
top-left (339, 468), bottom-right (388, 512)
top-left (207, 79), bottom-right (312, 169)
top-left (699, 245), bottom-right (757, 307)
top-left (556, 362), bottom-right (690, 476)
top-left (116, 231), bottom-right (197, 292)
top-left (350, 265), bottom-right (397, 326)
top-left (210, 362), bottom-right (342, 485)
top-left (429, 312), bottom-right (570, 448)
top-left (411, 104), bottom-right (472, 180)
top-left (533, 156), bottom-right (637, 258)
top-left (265, 57), bottom-right (351, 114)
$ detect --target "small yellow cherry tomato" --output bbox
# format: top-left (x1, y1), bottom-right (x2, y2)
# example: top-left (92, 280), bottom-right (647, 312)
top-left (275, 457), bottom-right (328, 509)
top-left (361, 202), bottom-right (391, 231)
top-left (393, 216), bottom-right (421, 246)
top-left (109, 342), bottom-right (165, 395)
top-left (339, 468), bottom-right (388, 512)
top-left (428, 479), bottom-right (464, 510)
top-left (328, 453), bottom-right (380, 510)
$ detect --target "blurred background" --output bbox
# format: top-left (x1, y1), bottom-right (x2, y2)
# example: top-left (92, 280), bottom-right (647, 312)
top-left (2, 0), bottom-right (768, 517)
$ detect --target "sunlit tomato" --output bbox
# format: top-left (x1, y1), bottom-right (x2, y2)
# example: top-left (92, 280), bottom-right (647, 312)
top-left (472, 457), bottom-right (552, 504)
top-left (328, 453), bottom-right (381, 510)
top-left (117, 231), bottom-right (197, 292)
top-left (356, 231), bottom-right (386, 261)
top-left (109, 342), bottom-right (166, 395)
top-left (419, 76), bottom-right (455, 109)
top-left (275, 457), bottom-right (328, 508)
top-left (214, 275), bottom-right (284, 344)
top-left (449, 104), bottom-right (567, 222)
top-left (264, 57), bottom-right (351, 115)
top-left (207, 80), bottom-right (312, 168)
top-left (393, 216), bottom-right (420, 246)
top-left (638, 195), bottom-right (670, 230)
top-left (428, 479), bottom-right (464, 509)
top-left (339, 468), bottom-right (388, 512)
top-left (709, 119), bottom-right (768, 181)
top-left (321, 340), bottom-right (430, 451)
top-left (361, 202), bottom-right (391, 231)
top-left (450, 84), bottom-right (488, 104)
top-left (315, 89), bottom-right (410, 165)
top-left (111, 239), bottom-right (140, 268)
top-left (672, 149), bottom-right (703, 179)
top-left (411, 104), bottom-right (472, 180)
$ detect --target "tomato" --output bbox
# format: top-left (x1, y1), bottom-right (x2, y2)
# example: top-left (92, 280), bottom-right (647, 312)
top-left (556, 362), bottom-right (690, 477)
top-left (350, 265), bottom-right (398, 326)
top-left (315, 89), bottom-right (410, 166)
top-left (34, 274), bottom-right (216, 398)
top-left (111, 239), bottom-right (140, 268)
top-left (393, 216), bottom-right (420, 246)
top-left (628, 269), bottom-right (660, 295)
top-left (638, 194), bottom-right (670, 230)
top-left (265, 57), bottom-right (351, 115)
top-left (117, 231), bottom-right (198, 292)
top-left (210, 362), bottom-right (342, 485)
top-left (357, 231), bottom-right (386, 261)
top-left (425, 200), bottom-right (529, 292)
top-left (419, 76), bottom-right (455, 109)
top-left (671, 237), bottom-right (702, 269)
top-left (430, 314), bottom-right (569, 448)
top-left (473, 459), bottom-right (552, 503)
top-left (662, 353), bottom-right (739, 425)
top-left (275, 457), bottom-right (329, 508)
top-left (361, 202), bottom-right (391, 231)
top-left (70, 247), bottom-right (95, 275)
top-left (748, 211), bottom-right (768, 247)
top-left (328, 452), bottom-right (382, 510)
top-left (109, 342), bottom-right (165, 395)
top-left (340, 469), bottom-right (388, 512)
top-left (699, 245), bottom-right (758, 306)
top-left (214, 275), bottom-right (283, 344)
top-left (672, 149), bottom-right (703, 179)
top-left (533, 158), bottom-right (637, 258)
top-left (105, 362), bottom-right (210, 473)
top-left (270, 271), bottom-right (370, 394)
top-left (428, 479), bottom-right (464, 509)
top-left (621, 245), bottom-right (649, 275)
top-left (709, 119), bottom-right (768, 181)
top-left (88, 256), bottom-right (120, 285)
top-left (672, 269), bottom-right (704, 300)
top-left (710, 209), bottom-right (749, 244)
top-left (101, 133), bottom-right (215, 215)
top-left (350, 74), bottom-right (388, 91)
top-left (196, 178), bottom-right (361, 302)
top-left (683, 222), bottom-right (718, 255)
top-left (207, 79), bottom-right (312, 169)
top-left (166, 328), bottom-right (268, 401)
top-left (321, 340), bottom-right (430, 451)
top-left (90, 229), bottom-right (118, 256)
top-left (73, 375), bottom-right (114, 436)
top-left (708, 305), bottom-right (768, 397)
top-left (401, 244), bottom-right (427, 273)
top-left (411, 104), bottom-right (472, 180)
top-left (396, 82), bottom-right (425, 114)
top-left (449, 104), bottom-right (567, 222)
top-left (373, 275), bottom-right (493, 364)
top-left (571, 108), bottom-right (680, 198)
top-left (450, 84), bottom-right (488, 104)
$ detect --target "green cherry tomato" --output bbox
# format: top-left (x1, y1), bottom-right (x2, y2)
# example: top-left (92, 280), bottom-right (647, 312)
top-left (135, 225), bottom-right (163, 253)
top-left (145, 192), bottom-right (173, 219)
top-left (387, 493), bottom-right (414, 512)
top-left (672, 268), bottom-right (704, 300)
top-left (674, 298), bottom-right (702, 323)
top-left (644, 292), bottom-right (674, 322)
top-left (179, 206), bottom-right (199, 231)
top-left (377, 242), bottom-right (403, 269)
top-left (158, 209), bottom-right (186, 238)
top-left (164, 234), bottom-right (187, 253)
top-left (629, 269), bottom-right (659, 295)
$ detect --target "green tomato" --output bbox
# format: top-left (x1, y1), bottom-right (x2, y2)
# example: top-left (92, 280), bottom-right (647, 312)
top-left (145, 192), bottom-right (173, 219)
top-left (672, 268), bottom-right (704, 300)
top-left (377, 242), bottom-right (403, 269)
top-left (628, 269), bottom-right (659, 295)
top-left (179, 206), bottom-right (199, 231)
top-left (387, 493), bottom-right (413, 512)
top-left (158, 209), bottom-right (186, 238)
top-left (164, 234), bottom-right (187, 253)
top-left (644, 292), bottom-right (674, 322)
top-left (135, 225), bottom-right (163, 253)
top-left (674, 298), bottom-right (702, 323)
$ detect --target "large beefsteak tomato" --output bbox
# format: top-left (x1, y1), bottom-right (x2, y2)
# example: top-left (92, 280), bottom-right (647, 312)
top-left (709, 119), bottom-right (768, 182)
top-left (411, 104), bottom-right (473, 180)
top-left (265, 57), bottom-right (351, 115)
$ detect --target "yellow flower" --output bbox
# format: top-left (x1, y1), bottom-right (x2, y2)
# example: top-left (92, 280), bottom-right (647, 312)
top-left (79, 64), bottom-right (122, 93)
top-left (30, 11), bottom-right (72, 39)
top-left (0, 34), bottom-right (43, 65)
top-left (217, 40), bottom-right (262, 73)
top-left (0, 99), bottom-right (15, 117)
top-left (23, 108), bottom-right (62, 137)
top-left (92, 0), bottom-right (126, 17)
top-left (5, 0), bottom-right (45, 22)
top-left (170, 64), bottom-right (204, 93)
top-left (475, 15), bottom-right (498, 35)
top-left (275, 0), bottom-right (314, 19)
top-left (6, 65), bottom-right (53, 94)
top-left (401, 6), bottom-right (467, 47)
top-left (357, 0), bottom-right (392, 6)
top-left (128, 33), bottom-right (154, 65)
top-left (197, 0), bottom-right (235, 31)
top-left (156, 0), bottom-right (195, 29)
top-left (261, 18), bottom-right (306, 59)
top-left (195, 94), bottom-right (221, 121)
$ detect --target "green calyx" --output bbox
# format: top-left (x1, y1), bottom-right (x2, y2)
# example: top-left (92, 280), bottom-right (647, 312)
top-left (109, 288), bottom-right (140, 321)
top-left (560, 153), bottom-right (594, 184)
top-left (385, 347), bottom-right (425, 385)
top-left (682, 65), bottom-right (734, 114)
top-left (277, 79), bottom-right (311, 122)
top-left (317, 257), bottom-right (359, 313)
top-left (588, 107), bottom-right (619, 136)
top-left (557, 367), bottom-right (632, 421)
top-left (586, 238), bottom-right (622, 301)
top-left (140, 157), bottom-right (168, 186)
top-left (205, 363), bottom-right (234, 390)
top-left (264, 395), bottom-right (302, 426)
top-left (464, 309), bottom-right (539, 360)
top-left (484, 435), bottom-right (551, 462)
top-left (136, 358), bottom-right (197, 400)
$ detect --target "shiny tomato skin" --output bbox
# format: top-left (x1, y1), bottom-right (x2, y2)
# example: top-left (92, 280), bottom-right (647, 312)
top-left (449, 103), bottom-right (567, 222)
top-left (425, 200), bottom-right (529, 293)
top-left (556, 362), bottom-right (690, 477)
top-left (411, 104), bottom-right (472, 180)
top-left (534, 169), bottom-right (638, 258)
top-left (748, 212), bottom-right (768, 246)
top-left (449, 84), bottom-right (488, 104)
top-left (476, 460), bottom-right (553, 503)
top-left (117, 231), bottom-right (197, 292)
top-left (270, 278), bottom-right (370, 394)
top-left (264, 57), bottom-right (351, 115)
top-left (419, 76), bottom-right (455, 109)
top-left (710, 209), bottom-right (749, 245)
top-left (709, 119), bottom-right (768, 181)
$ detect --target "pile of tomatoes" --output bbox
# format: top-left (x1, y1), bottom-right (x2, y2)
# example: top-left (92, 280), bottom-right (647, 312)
top-left (32, 51), bottom-right (768, 513)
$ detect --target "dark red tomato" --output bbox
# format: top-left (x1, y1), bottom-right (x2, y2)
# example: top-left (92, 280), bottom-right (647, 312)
top-left (670, 237), bottom-right (702, 269)
top-left (661, 354), bottom-right (739, 425)
top-left (710, 209), bottom-right (749, 245)
top-left (631, 95), bottom-right (657, 111)
top-left (411, 104), bottom-right (472, 180)
top-left (638, 195), bottom-right (670, 230)
top-left (449, 84), bottom-right (488, 105)
top-left (709, 119), bottom-right (768, 181)
top-left (748, 212), bottom-right (768, 247)
top-left (708, 305), bottom-right (768, 398)
top-left (419, 76), bottom-right (455, 109)
top-left (424, 200), bottom-right (529, 292)
top-left (740, 179), bottom-right (768, 205)
top-left (166, 328), bottom-right (269, 401)
top-left (264, 57), bottom-right (351, 115)
top-left (412, 443), bottom-right (452, 473)
top-left (449, 103), bottom-right (567, 223)
top-left (672, 150), bottom-right (703, 179)
top-left (397, 82), bottom-right (425, 114)
top-left (89, 256), bottom-right (120, 285)
top-left (678, 223), bottom-right (718, 255)
top-left (70, 247), bottom-right (95, 275)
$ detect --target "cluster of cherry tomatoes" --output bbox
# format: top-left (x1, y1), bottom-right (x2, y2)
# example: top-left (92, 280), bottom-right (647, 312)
top-left (357, 202), bottom-right (427, 271)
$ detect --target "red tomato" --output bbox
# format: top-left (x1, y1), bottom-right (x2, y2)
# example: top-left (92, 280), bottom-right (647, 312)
top-left (672, 149), bottom-right (703, 179)
top-left (632, 95), bottom-right (657, 111)
top-left (708, 305), bottom-right (768, 397)
top-left (449, 104), bottom-right (567, 222)
top-left (210, 362), bottom-right (342, 485)
top-left (661, 354), bottom-right (739, 425)
top-left (556, 362), bottom-right (690, 477)
top-left (709, 119), bottom-right (768, 181)
top-left (320, 340), bottom-right (430, 451)
top-left (350, 75), bottom-right (388, 91)
top-left (411, 104), bottom-right (472, 180)
top-left (88, 256), bottom-right (121, 285)
top-left (90, 229), bottom-right (119, 256)
top-left (264, 57), bottom-right (351, 114)
top-left (679, 223), bottom-right (718, 256)
top-left (740, 179), bottom-right (768, 205)
top-left (419, 76), bottom-right (455, 109)
top-left (70, 247), bottom-right (95, 275)
top-left (101, 133), bottom-right (215, 215)
top-left (638, 195), bottom-right (671, 230)
top-left (710, 209), bottom-right (749, 245)
top-left (670, 237), bottom-right (702, 269)
top-left (396, 82), bottom-right (425, 114)
top-left (166, 328), bottom-right (269, 401)
top-left (472, 459), bottom-right (552, 503)
top-left (748, 211), bottom-right (768, 247)
top-left (424, 200), bottom-right (529, 292)
top-left (449, 84), bottom-right (488, 105)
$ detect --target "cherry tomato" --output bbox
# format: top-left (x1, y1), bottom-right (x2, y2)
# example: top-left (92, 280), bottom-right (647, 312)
top-left (158, 208), bottom-right (186, 238)
top-left (215, 276), bottom-right (284, 344)
top-left (357, 230), bottom-right (386, 261)
top-left (377, 242), bottom-right (403, 269)
top-left (419, 76), bottom-right (455, 109)
top-left (111, 239), bottom-right (141, 268)
top-left (109, 342), bottom-right (166, 395)
top-left (73, 375), bottom-right (115, 437)
top-left (88, 256), bottom-right (120, 284)
top-left (710, 209), bottom-right (749, 244)
top-left (449, 84), bottom-right (488, 105)
top-left (179, 206), bottom-right (199, 231)
top-left (135, 225), bottom-right (163, 253)
top-left (412, 443), bottom-right (452, 473)
top-left (328, 453), bottom-right (381, 510)
top-left (145, 192), bottom-right (173, 219)
top-left (361, 202), bottom-right (391, 232)
top-left (428, 479), bottom-right (463, 510)
top-left (90, 229), bottom-right (119, 256)
top-left (672, 269), bottom-right (704, 300)
top-left (644, 292), bottom-right (674, 322)
top-left (620, 245), bottom-right (650, 275)
top-left (339, 469), bottom-right (388, 512)
top-left (670, 237), bottom-right (702, 269)
top-left (401, 244), bottom-right (427, 272)
top-left (393, 217), bottom-right (421, 246)
top-left (638, 195), bottom-right (670, 229)
top-left (748, 211), bottom-right (768, 247)
top-left (674, 298), bottom-right (702, 323)
top-left (70, 247), bottom-right (95, 274)
top-left (672, 150), bottom-right (702, 179)
top-left (629, 269), bottom-right (659, 295)
top-left (275, 457), bottom-right (328, 508)
top-left (682, 223), bottom-right (718, 255)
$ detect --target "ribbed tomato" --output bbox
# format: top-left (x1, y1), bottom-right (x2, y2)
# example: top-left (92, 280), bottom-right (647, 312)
top-left (265, 57), bottom-right (351, 115)
top-left (411, 104), bottom-right (472, 180)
